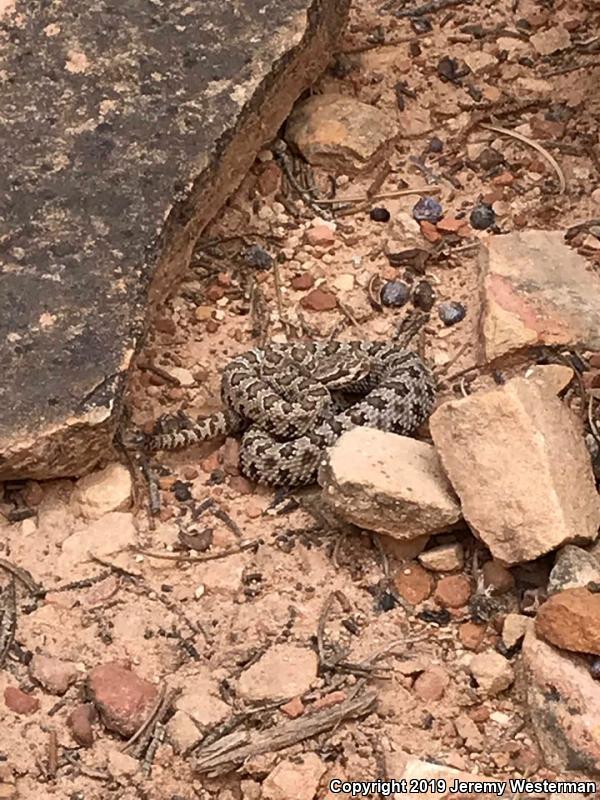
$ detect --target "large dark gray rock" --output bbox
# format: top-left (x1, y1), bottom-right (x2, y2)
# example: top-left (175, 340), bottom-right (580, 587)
top-left (0, 0), bottom-right (349, 479)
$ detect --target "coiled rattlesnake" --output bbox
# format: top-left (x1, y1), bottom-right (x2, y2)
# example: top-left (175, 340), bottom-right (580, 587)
top-left (145, 340), bottom-right (436, 486)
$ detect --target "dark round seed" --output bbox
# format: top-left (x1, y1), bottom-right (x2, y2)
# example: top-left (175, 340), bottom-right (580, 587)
top-left (412, 196), bottom-right (443, 224)
top-left (379, 591), bottom-right (397, 612)
top-left (172, 481), bottom-right (192, 502)
top-left (476, 147), bottom-right (504, 171)
top-left (470, 203), bottom-right (496, 230)
top-left (243, 244), bottom-right (273, 270)
top-left (381, 280), bottom-right (411, 307)
top-left (439, 301), bottom-right (466, 326)
top-left (370, 206), bottom-right (391, 223)
top-left (413, 280), bottom-right (436, 311)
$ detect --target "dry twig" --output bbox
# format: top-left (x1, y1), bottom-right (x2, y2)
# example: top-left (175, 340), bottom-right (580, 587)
top-left (194, 690), bottom-right (377, 776)
top-left (134, 539), bottom-right (257, 563)
top-left (316, 186), bottom-right (441, 204)
top-left (480, 123), bottom-right (566, 193)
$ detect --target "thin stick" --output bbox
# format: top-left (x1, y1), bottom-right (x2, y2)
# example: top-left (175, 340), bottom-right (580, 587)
top-left (122, 684), bottom-right (166, 752)
top-left (544, 60), bottom-right (600, 78)
top-left (193, 690), bottom-right (377, 776)
top-left (142, 362), bottom-right (181, 386)
top-left (336, 298), bottom-right (364, 333)
top-left (0, 558), bottom-right (43, 596)
top-left (433, 341), bottom-right (470, 377)
top-left (121, 684), bottom-right (167, 753)
top-left (133, 540), bottom-right (257, 563)
top-left (393, 0), bottom-right (473, 17)
top-left (317, 186), bottom-right (441, 205)
top-left (47, 730), bottom-right (59, 778)
top-left (316, 593), bottom-right (336, 668)
top-left (480, 123), bottom-right (566, 193)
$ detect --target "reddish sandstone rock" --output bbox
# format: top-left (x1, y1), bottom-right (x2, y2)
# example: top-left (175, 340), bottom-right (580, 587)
top-left (305, 225), bottom-right (336, 247)
top-left (299, 288), bottom-right (337, 311)
top-left (480, 230), bottom-right (600, 360)
top-left (4, 687), bottom-right (39, 716)
top-left (459, 621), bottom-right (486, 651)
top-left (290, 273), bottom-right (315, 290)
top-left (394, 563), bottom-right (434, 604)
top-left (67, 703), bottom-right (97, 747)
top-left (413, 666), bottom-right (450, 702)
top-left (536, 588), bottom-right (600, 655)
top-left (435, 575), bottom-right (472, 608)
top-left (88, 662), bottom-right (158, 737)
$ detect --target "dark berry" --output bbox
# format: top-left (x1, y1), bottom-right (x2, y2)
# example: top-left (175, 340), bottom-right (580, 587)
top-left (381, 281), bottom-right (410, 307)
top-left (243, 244), bottom-right (273, 270)
top-left (428, 136), bottom-right (444, 153)
top-left (413, 280), bottom-right (436, 311)
top-left (470, 203), bottom-right (496, 230)
top-left (369, 206), bottom-right (391, 223)
top-left (412, 196), bottom-right (443, 224)
top-left (439, 301), bottom-right (466, 326)
top-left (476, 148), bottom-right (504, 170)
top-left (590, 657), bottom-right (600, 680)
top-left (172, 481), bottom-right (192, 502)
top-left (379, 591), bottom-right (397, 612)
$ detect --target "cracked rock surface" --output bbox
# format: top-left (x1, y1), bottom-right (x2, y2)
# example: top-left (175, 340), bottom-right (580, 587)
top-left (0, 0), bottom-right (349, 480)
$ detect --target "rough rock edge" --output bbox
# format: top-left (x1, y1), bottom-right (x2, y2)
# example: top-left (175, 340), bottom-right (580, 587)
top-left (0, 0), bottom-right (350, 480)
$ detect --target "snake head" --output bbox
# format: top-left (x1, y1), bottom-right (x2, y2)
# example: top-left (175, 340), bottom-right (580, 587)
top-left (119, 427), bottom-right (150, 450)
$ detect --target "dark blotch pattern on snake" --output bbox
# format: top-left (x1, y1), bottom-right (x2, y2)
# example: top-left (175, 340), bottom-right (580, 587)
top-left (145, 340), bottom-right (436, 486)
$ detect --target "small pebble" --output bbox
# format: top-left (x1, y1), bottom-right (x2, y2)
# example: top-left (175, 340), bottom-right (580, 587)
top-left (470, 203), bottom-right (496, 230)
top-left (590, 657), bottom-right (600, 680)
top-left (439, 301), bottom-right (466, 326)
top-left (370, 207), bottom-right (391, 223)
top-left (411, 17), bottom-right (432, 34)
top-left (413, 280), bottom-right (436, 312)
top-left (172, 481), bottom-right (192, 502)
top-left (477, 148), bottom-right (504, 171)
top-left (412, 196), bottom-right (443, 224)
top-left (243, 245), bottom-right (273, 270)
top-left (428, 136), bottom-right (444, 153)
top-left (381, 281), bottom-right (410, 307)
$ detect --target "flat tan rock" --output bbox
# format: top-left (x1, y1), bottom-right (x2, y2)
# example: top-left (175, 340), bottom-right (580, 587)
top-left (479, 230), bottom-right (600, 361)
top-left (58, 511), bottom-right (137, 574)
top-left (72, 463), bottom-right (132, 520)
top-left (418, 543), bottom-right (464, 572)
top-left (468, 651), bottom-right (514, 696)
top-left (536, 588), bottom-right (600, 655)
top-left (319, 427), bottom-right (461, 541)
top-left (237, 644), bottom-right (317, 702)
top-left (285, 94), bottom-right (398, 174)
top-left (262, 754), bottom-right (326, 800)
top-left (430, 377), bottom-right (600, 564)
top-left (386, 753), bottom-right (503, 800)
top-left (524, 363), bottom-right (574, 395)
